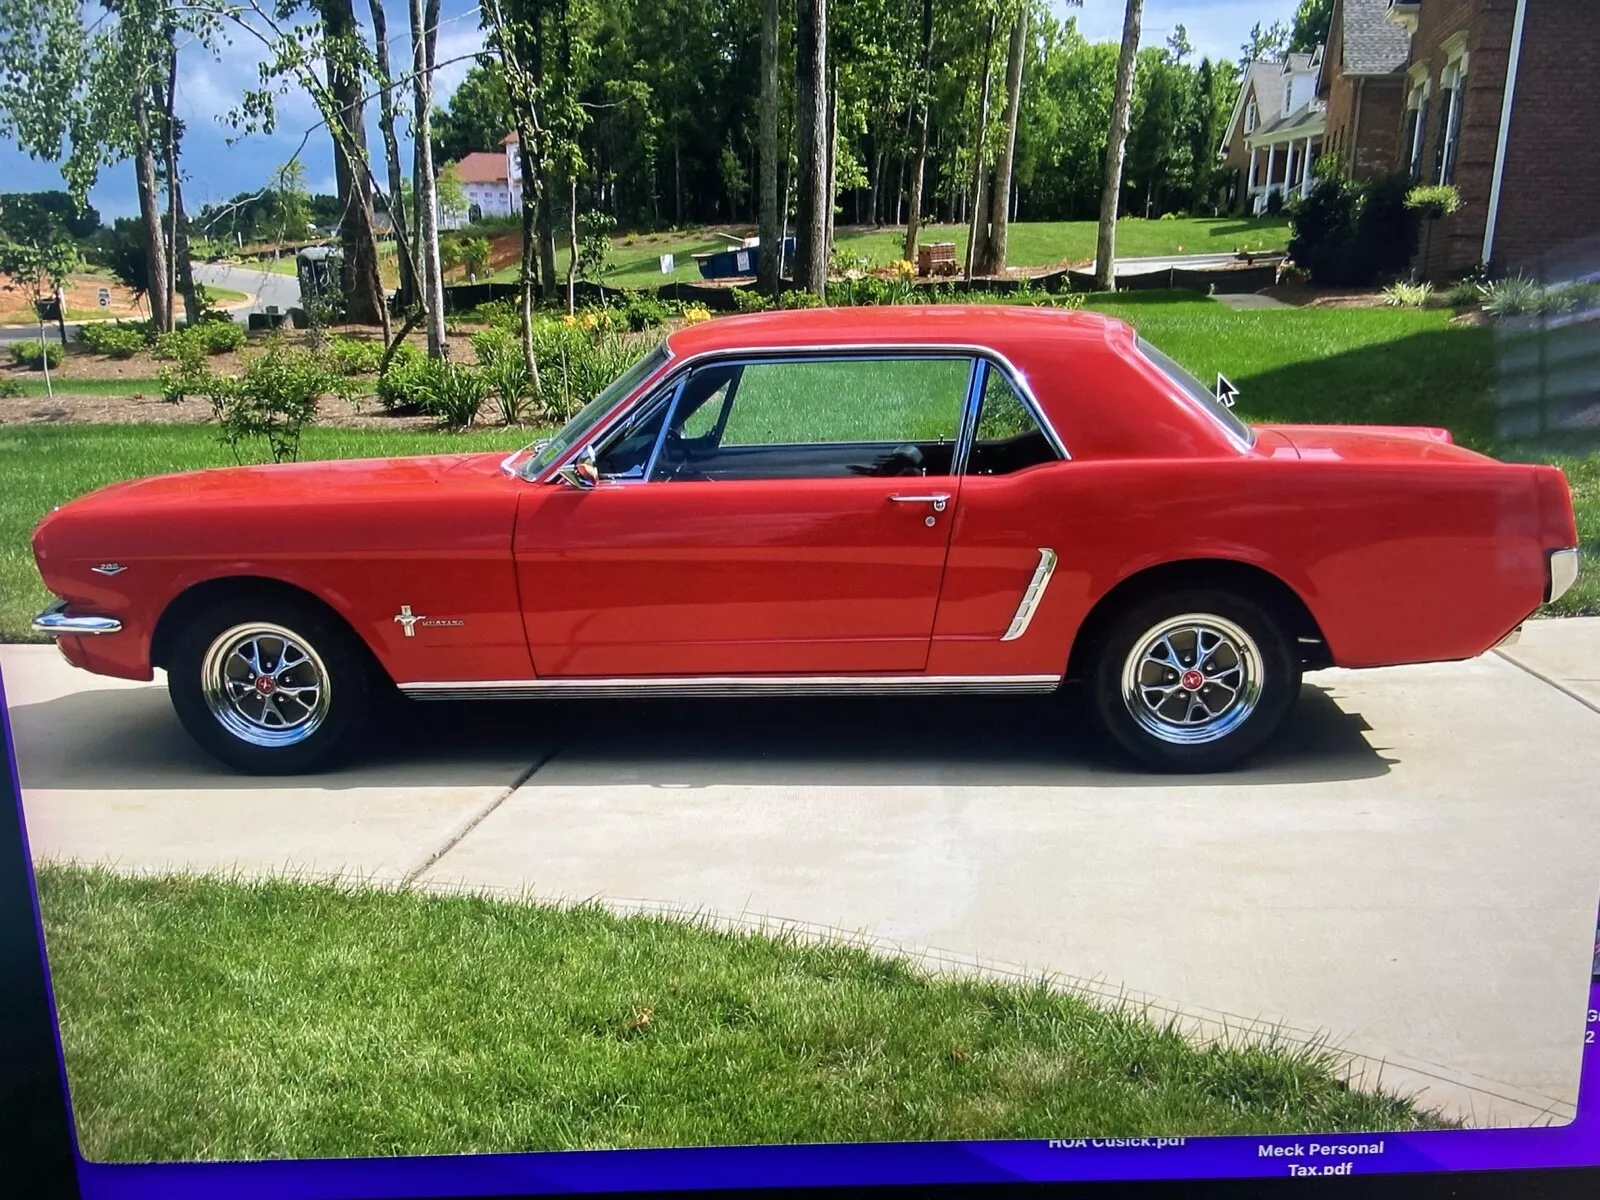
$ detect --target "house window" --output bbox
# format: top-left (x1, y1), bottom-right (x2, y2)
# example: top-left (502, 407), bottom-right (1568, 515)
top-left (1404, 81), bottom-right (1431, 183)
top-left (1435, 54), bottom-right (1468, 184)
top-left (1245, 97), bottom-right (1258, 134)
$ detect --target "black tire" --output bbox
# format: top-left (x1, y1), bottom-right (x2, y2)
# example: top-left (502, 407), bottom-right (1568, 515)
top-left (1086, 587), bottom-right (1300, 773)
top-left (166, 593), bottom-right (375, 774)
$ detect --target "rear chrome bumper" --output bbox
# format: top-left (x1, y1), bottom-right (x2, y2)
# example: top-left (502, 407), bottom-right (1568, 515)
top-left (1547, 547), bottom-right (1581, 605)
top-left (31, 598), bottom-right (122, 636)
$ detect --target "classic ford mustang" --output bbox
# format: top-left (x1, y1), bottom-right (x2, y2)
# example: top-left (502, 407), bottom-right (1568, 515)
top-left (31, 306), bottom-right (1580, 774)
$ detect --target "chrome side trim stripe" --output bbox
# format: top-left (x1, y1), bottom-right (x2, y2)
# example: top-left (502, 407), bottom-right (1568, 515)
top-left (400, 674), bottom-right (1060, 701)
top-left (1000, 548), bottom-right (1058, 642)
top-left (32, 601), bottom-right (122, 636)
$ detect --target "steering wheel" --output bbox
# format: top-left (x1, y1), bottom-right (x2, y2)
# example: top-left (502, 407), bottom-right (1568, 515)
top-left (878, 443), bottom-right (926, 477)
top-left (657, 428), bottom-right (714, 482)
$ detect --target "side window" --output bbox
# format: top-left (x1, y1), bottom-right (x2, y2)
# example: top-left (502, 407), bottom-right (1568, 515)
top-left (652, 356), bottom-right (971, 482)
top-left (966, 364), bottom-right (1059, 477)
top-left (593, 392), bottom-right (672, 479)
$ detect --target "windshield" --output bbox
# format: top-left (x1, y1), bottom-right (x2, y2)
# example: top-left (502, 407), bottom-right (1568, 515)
top-left (518, 345), bottom-right (671, 478)
top-left (1136, 337), bottom-right (1255, 449)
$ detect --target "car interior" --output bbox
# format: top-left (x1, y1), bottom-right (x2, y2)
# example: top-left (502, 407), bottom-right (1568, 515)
top-left (592, 357), bottom-right (1060, 482)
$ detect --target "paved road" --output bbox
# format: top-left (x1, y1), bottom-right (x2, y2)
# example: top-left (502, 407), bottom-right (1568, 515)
top-left (6, 620), bottom-right (1600, 1129)
top-left (0, 263), bottom-right (298, 347)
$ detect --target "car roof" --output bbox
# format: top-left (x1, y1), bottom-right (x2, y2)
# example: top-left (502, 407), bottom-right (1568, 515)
top-left (663, 304), bottom-right (1129, 358)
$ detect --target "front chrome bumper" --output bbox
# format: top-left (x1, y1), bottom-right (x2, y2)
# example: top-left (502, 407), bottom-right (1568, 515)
top-left (1547, 547), bottom-right (1581, 605)
top-left (32, 598), bottom-right (122, 636)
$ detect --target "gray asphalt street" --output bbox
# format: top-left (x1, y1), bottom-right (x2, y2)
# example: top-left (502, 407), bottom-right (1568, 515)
top-left (7, 617), bottom-right (1600, 1128)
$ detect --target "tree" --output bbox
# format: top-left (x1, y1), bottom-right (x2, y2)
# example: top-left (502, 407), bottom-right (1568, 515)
top-left (312, 0), bottom-right (384, 327)
top-left (0, 192), bottom-right (100, 241)
top-left (366, 0), bottom-right (415, 306)
top-left (755, 0), bottom-right (781, 296)
top-left (901, 0), bottom-right (934, 263)
top-left (977, 3), bottom-right (1029, 277)
top-left (436, 163), bottom-right (470, 228)
top-left (433, 63), bottom-right (512, 164)
top-left (1240, 20), bottom-right (1289, 68)
top-left (1094, 0), bottom-right (1142, 291)
top-left (1289, 0), bottom-right (1334, 54)
top-left (270, 160), bottom-right (314, 242)
top-left (1166, 22), bottom-right (1192, 65)
top-left (794, 0), bottom-right (828, 296)
top-left (0, 227), bottom-right (77, 347)
top-left (410, 0), bottom-right (448, 356)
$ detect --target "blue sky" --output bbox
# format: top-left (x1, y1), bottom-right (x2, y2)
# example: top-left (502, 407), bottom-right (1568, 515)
top-left (0, 0), bottom-right (1297, 221)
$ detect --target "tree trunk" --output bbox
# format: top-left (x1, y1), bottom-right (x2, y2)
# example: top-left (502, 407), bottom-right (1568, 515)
top-left (977, 8), bottom-right (1027, 276)
top-left (132, 91), bottom-right (171, 334)
top-left (902, 0), bottom-right (934, 262)
top-left (794, 0), bottom-right (828, 296)
top-left (756, 0), bottom-right (781, 296)
top-left (565, 175), bottom-right (578, 315)
top-left (409, 0), bottom-right (447, 355)
top-left (367, 0), bottom-right (415, 307)
top-left (1095, 0), bottom-right (1144, 292)
top-left (824, 65), bottom-right (838, 267)
top-left (965, 12), bottom-right (997, 281)
top-left (318, 0), bottom-right (383, 325)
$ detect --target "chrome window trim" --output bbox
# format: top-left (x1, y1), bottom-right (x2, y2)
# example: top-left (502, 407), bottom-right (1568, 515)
top-left (527, 345), bottom-right (677, 482)
top-left (960, 359), bottom-right (1066, 477)
top-left (1000, 547), bottom-right (1059, 642)
top-left (535, 341), bottom-right (1071, 485)
top-left (1133, 337), bottom-right (1255, 454)
top-left (400, 674), bottom-right (1059, 700)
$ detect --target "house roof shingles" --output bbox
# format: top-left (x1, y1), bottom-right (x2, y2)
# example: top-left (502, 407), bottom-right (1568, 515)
top-left (451, 151), bottom-right (508, 184)
top-left (1341, 0), bottom-right (1412, 74)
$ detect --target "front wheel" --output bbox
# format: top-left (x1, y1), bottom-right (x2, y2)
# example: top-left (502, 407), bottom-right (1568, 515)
top-left (167, 595), bottom-right (375, 774)
top-left (1087, 589), bottom-right (1300, 773)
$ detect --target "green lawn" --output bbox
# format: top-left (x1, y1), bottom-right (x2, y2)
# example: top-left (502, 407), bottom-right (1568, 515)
top-left (38, 864), bottom-right (1441, 1162)
top-left (494, 218), bottom-right (1292, 289)
top-left (5, 376), bottom-right (163, 398)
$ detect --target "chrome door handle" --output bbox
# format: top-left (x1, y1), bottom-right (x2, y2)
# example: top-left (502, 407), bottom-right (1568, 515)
top-left (888, 493), bottom-right (949, 512)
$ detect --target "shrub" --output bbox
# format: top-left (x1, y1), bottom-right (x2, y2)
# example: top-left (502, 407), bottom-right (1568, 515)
top-left (472, 326), bottom-right (518, 367)
top-left (204, 340), bottom-right (340, 463)
top-left (464, 298), bottom-right (518, 327)
top-left (326, 334), bottom-right (385, 376)
top-left (375, 354), bottom-right (434, 413)
top-left (154, 321), bottom-right (245, 361)
top-left (778, 289), bottom-right (824, 309)
top-left (1552, 281), bottom-right (1600, 314)
top-left (1382, 281), bottom-right (1433, 308)
top-left (1405, 184), bottom-right (1462, 221)
top-left (0, 376), bottom-right (22, 397)
top-left (532, 322), bottom-right (647, 422)
top-left (1480, 276), bottom-right (1543, 319)
top-left (730, 287), bottom-right (772, 313)
top-left (157, 334), bottom-right (211, 403)
top-left (1288, 173), bottom-right (1417, 286)
top-left (78, 322), bottom-right (150, 358)
top-left (1264, 189), bottom-right (1285, 217)
top-left (485, 350), bottom-right (535, 424)
top-left (424, 362), bottom-right (491, 428)
top-left (612, 291), bottom-right (671, 330)
top-left (10, 341), bottom-right (63, 370)
top-left (1445, 279), bottom-right (1484, 309)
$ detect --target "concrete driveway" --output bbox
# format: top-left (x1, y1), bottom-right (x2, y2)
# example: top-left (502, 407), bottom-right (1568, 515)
top-left (6, 620), bottom-right (1600, 1129)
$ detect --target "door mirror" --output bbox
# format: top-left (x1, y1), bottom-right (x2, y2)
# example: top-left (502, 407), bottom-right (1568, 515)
top-left (555, 445), bottom-right (599, 489)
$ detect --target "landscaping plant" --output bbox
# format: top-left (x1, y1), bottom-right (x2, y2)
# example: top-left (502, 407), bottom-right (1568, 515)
top-left (77, 323), bottom-right (151, 358)
top-left (1382, 281), bottom-right (1433, 308)
top-left (10, 341), bottom-right (63, 370)
top-left (203, 339), bottom-right (343, 464)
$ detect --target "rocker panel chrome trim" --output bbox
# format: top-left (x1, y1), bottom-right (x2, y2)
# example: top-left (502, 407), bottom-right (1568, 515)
top-left (400, 674), bottom-right (1060, 701)
top-left (1000, 548), bottom-right (1059, 642)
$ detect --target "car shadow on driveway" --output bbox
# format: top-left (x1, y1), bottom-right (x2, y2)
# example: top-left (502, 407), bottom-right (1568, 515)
top-left (6, 679), bottom-right (1393, 792)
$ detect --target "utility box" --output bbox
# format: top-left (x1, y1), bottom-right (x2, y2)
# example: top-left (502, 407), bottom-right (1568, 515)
top-left (917, 242), bottom-right (958, 278)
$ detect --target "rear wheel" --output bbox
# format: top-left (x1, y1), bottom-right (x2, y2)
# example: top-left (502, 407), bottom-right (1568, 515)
top-left (1087, 588), bottom-right (1300, 773)
top-left (167, 595), bottom-right (375, 774)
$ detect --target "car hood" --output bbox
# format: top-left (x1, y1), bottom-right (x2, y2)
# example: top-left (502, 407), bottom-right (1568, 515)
top-left (49, 452), bottom-right (507, 518)
top-left (1257, 423), bottom-right (1491, 464)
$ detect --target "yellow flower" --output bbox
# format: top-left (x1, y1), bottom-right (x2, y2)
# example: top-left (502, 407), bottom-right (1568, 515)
top-left (561, 313), bottom-right (578, 327)
top-left (893, 258), bottom-right (916, 282)
top-left (682, 305), bottom-right (713, 324)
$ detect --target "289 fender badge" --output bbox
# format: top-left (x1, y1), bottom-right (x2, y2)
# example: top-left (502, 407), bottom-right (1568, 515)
top-left (91, 563), bottom-right (128, 576)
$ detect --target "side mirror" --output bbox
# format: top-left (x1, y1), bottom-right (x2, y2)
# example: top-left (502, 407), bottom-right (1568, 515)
top-left (555, 445), bottom-right (599, 489)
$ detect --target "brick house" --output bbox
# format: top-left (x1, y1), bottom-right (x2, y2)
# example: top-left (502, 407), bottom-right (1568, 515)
top-left (1386, 0), bottom-right (1600, 280)
top-left (1218, 54), bottom-right (1326, 214)
top-left (1318, 0), bottom-right (1412, 180)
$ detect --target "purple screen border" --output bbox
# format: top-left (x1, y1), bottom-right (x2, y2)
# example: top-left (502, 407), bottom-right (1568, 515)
top-left (5, 664), bottom-right (1597, 1197)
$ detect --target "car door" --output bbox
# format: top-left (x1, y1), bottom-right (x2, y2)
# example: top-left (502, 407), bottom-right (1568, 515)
top-left (513, 353), bottom-right (976, 678)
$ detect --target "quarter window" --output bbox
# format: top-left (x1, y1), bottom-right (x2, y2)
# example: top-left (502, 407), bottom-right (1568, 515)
top-left (967, 364), bottom-right (1059, 476)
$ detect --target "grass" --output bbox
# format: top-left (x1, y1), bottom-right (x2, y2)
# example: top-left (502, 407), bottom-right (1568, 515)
top-left (4, 376), bottom-right (164, 398)
top-left (492, 218), bottom-right (1293, 289)
top-left (36, 864), bottom-right (1443, 1162)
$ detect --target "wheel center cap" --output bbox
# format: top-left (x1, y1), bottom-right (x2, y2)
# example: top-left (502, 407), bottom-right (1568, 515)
top-left (254, 675), bottom-right (277, 696)
top-left (1180, 669), bottom-right (1205, 692)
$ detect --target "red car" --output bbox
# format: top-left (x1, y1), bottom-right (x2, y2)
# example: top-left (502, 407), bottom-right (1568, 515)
top-left (30, 306), bottom-right (1581, 774)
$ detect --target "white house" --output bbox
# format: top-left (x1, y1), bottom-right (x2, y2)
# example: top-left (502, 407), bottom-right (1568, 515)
top-left (1220, 50), bottom-right (1328, 214)
top-left (438, 134), bottom-right (520, 229)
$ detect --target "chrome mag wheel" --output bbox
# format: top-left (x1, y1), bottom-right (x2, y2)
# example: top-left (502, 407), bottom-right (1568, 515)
top-left (200, 622), bottom-right (333, 748)
top-left (1119, 613), bottom-right (1262, 746)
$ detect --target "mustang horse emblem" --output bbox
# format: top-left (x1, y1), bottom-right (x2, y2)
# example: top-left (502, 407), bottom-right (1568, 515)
top-left (394, 605), bottom-right (425, 637)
